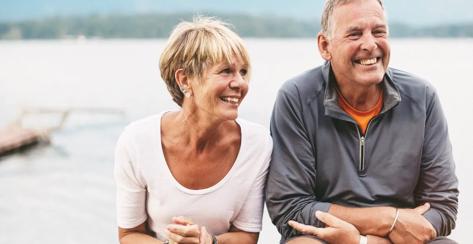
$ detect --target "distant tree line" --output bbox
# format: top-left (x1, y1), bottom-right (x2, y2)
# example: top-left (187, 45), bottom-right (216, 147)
top-left (0, 12), bottom-right (472, 39)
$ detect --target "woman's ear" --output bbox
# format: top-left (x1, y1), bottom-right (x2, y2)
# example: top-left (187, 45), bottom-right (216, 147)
top-left (175, 69), bottom-right (192, 97)
top-left (317, 32), bottom-right (332, 61)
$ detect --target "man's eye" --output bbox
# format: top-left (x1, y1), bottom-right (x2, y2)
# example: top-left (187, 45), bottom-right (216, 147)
top-left (374, 30), bottom-right (387, 37)
top-left (348, 33), bottom-right (362, 39)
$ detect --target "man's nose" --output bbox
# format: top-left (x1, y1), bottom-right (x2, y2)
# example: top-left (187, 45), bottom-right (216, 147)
top-left (360, 34), bottom-right (377, 52)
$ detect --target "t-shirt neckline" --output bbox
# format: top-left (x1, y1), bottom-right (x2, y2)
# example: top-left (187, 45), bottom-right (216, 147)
top-left (155, 110), bottom-right (245, 195)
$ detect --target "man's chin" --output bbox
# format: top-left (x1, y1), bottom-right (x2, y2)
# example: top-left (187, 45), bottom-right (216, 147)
top-left (353, 74), bottom-right (385, 86)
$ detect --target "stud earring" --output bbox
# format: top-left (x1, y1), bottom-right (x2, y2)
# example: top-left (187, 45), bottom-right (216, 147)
top-left (180, 86), bottom-right (192, 97)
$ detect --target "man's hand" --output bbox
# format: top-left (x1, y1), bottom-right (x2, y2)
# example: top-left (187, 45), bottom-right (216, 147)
top-left (288, 211), bottom-right (360, 244)
top-left (388, 203), bottom-right (437, 244)
top-left (367, 235), bottom-right (393, 244)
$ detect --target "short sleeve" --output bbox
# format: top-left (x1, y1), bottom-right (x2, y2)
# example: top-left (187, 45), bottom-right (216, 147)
top-left (114, 129), bottom-right (148, 228)
top-left (232, 135), bottom-right (272, 232)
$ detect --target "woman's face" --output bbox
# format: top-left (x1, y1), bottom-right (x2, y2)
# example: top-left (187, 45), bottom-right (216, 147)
top-left (189, 57), bottom-right (249, 121)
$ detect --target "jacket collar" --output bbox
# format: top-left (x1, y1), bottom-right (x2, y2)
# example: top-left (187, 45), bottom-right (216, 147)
top-left (322, 62), bottom-right (401, 120)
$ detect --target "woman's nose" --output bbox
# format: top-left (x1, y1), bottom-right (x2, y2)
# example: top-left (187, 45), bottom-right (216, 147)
top-left (229, 73), bottom-right (245, 89)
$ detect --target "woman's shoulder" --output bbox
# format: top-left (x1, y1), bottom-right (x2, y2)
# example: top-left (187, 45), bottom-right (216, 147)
top-left (237, 118), bottom-right (273, 154)
top-left (126, 113), bottom-right (162, 131)
top-left (118, 112), bottom-right (164, 146)
top-left (233, 119), bottom-right (272, 178)
top-left (238, 118), bottom-right (270, 139)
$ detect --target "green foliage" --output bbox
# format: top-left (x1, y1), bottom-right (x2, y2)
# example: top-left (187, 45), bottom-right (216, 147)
top-left (0, 13), bottom-right (472, 40)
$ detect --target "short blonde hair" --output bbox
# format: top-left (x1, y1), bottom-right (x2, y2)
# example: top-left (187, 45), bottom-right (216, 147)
top-left (321, 0), bottom-right (384, 37)
top-left (159, 16), bottom-right (251, 106)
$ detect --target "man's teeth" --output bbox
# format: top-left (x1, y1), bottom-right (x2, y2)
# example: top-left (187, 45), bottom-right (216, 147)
top-left (359, 58), bottom-right (377, 65)
top-left (221, 97), bottom-right (239, 104)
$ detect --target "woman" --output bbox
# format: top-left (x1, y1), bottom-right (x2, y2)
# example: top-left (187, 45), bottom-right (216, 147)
top-left (114, 17), bottom-right (272, 244)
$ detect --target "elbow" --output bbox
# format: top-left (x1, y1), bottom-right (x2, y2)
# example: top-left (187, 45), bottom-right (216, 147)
top-left (426, 204), bottom-right (458, 237)
top-left (440, 213), bottom-right (457, 236)
top-left (439, 199), bottom-right (458, 236)
top-left (118, 223), bottom-right (149, 244)
top-left (118, 232), bottom-right (136, 244)
top-left (118, 235), bottom-right (129, 244)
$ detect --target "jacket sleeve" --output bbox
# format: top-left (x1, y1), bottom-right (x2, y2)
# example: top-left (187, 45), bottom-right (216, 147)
top-left (415, 88), bottom-right (459, 236)
top-left (265, 82), bottom-right (331, 241)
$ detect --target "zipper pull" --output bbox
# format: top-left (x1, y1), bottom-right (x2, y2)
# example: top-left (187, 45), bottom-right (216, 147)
top-left (359, 136), bottom-right (365, 172)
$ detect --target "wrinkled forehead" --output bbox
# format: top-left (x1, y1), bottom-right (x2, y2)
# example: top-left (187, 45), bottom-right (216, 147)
top-left (335, 0), bottom-right (384, 9)
top-left (330, 0), bottom-right (387, 31)
top-left (334, 0), bottom-right (385, 19)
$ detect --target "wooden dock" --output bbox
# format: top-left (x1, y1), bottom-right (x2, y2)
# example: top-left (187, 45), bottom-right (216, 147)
top-left (0, 125), bottom-right (47, 156)
top-left (0, 106), bottom-right (125, 157)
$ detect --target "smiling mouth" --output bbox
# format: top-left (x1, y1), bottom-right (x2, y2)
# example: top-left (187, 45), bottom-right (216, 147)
top-left (355, 57), bottom-right (379, 66)
top-left (220, 96), bottom-right (240, 105)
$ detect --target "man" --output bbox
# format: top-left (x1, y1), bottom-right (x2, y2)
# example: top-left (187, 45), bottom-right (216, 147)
top-left (265, 0), bottom-right (459, 243)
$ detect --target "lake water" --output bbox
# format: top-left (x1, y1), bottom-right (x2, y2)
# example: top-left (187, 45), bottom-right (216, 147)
top-left (0, 39), bottom-right (471, 243)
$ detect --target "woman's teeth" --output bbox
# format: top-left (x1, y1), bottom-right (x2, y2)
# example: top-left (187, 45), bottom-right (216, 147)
top-left (221, 97), bottom-right (239, 104)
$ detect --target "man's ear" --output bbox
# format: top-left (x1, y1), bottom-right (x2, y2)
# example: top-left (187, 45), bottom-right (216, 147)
top-left (317, 32), bottom-right (332, 61)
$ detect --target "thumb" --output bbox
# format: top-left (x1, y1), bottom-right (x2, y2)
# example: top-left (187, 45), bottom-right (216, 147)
top-left (414, 202), bottom-right (430, 214)
top-left (200, 226), bottom-right (213, 244)
top-left (315, 211), bottom-right (347, 228)
top-left (172, 216), bottom-right (194, 225)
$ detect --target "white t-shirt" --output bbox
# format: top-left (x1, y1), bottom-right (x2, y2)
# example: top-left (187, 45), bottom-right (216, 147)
top-left (114, 112), bottom-right (272, 240)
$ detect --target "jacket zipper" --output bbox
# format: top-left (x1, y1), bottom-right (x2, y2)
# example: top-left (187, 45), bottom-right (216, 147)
top-left (356, 119), bottom-right (375, 174)
top-left (359, 136), bottom-right (365, 172)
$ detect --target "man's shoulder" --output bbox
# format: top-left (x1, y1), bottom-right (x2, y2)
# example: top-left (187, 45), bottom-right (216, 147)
top-left (388, 67), bottom-right (437, 99)
top-left (279, 65), bottom-right (326, 98)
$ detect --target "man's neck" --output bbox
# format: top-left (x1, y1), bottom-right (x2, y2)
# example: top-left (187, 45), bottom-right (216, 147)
top-left (336, 82), bottom-right (382, 111)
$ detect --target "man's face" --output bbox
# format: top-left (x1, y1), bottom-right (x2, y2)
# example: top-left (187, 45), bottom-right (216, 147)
top-left (321, 0), bottom-right (390, 88)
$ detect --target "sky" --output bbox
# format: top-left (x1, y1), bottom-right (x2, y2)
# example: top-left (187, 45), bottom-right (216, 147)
top-left (1, 0), bottom-right (472, 26)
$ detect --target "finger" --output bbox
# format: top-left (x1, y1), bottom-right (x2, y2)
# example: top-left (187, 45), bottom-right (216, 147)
top-left (167, 224), bottom-right (200, 237)
top-left (315, 211), bottom-right (350, 229)
top-left (166, 229), bottom-right (200, 244)
top-left (199, 226), bottom-right (211, 244)
top-left (172, 216), bottom-right (194, 225)
top-left (287, 220), bottom-right (322, 236)
top-left (414, 202), bottom-right (430, 214)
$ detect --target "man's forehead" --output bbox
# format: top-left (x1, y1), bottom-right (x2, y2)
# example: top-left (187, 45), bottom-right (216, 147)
top-left (344, 23), bottom-right (387, 32)
top-left (335, 0), bottom-right (383, 8)
top-left (331, 2), bottom-right (386, 27)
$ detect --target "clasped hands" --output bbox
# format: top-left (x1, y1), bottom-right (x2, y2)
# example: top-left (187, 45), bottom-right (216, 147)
top-left (288, 203), bottom-right (437, 244)
top-left (165, 216), bottom-right (214, 244)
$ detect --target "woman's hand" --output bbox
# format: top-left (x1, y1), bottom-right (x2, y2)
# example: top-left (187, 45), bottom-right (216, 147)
top-left (288, 211), bottom-right (360, 244)
top-left (166, 216), bottom-right (213, 244)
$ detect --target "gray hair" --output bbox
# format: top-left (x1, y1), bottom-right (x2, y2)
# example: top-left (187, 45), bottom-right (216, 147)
top-left (321, 0), bottom-right (384, 36)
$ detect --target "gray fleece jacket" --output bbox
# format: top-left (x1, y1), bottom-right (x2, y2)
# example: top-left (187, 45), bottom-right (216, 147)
top-left (266, 62), bottom-right (458, 242)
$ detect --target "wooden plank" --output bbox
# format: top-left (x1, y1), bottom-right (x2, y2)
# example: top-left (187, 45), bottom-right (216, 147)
top-left (0, 125), bottom-right (45, 155)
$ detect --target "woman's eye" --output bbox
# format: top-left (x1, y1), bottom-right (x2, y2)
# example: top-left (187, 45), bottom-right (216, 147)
top-left (220, 68), bottom-right (232, 74)
top-left (239, 69), bottom-right (248, 76)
